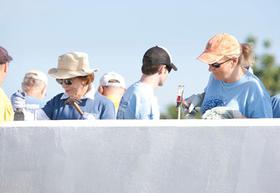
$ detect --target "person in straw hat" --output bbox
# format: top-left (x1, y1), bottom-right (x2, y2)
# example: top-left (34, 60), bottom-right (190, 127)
top-left (184, 33), bottom-right (272, 118)
top-left (12, 51), bottom-right (115, 120)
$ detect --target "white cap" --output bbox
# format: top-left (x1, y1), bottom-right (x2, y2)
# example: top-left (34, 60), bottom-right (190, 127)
top-left (99, 72), bottom-right (125, 88)
top-left (24, 70), bottom-right (48, 85)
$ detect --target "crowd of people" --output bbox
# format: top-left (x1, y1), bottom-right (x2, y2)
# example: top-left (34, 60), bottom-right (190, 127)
top-left (1, 32), bottom-right (279, 123)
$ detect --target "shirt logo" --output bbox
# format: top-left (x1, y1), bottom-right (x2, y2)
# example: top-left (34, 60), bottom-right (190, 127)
top-left (202, 97), bottom-right (225, 114)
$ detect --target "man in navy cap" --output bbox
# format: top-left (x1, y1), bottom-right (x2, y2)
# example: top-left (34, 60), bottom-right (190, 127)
top-left (0, 46), bottom-right (14, 122)
top-left (117, 46), bottom-right (177, 120)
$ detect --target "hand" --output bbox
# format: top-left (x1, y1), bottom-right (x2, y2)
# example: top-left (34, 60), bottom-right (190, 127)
top-left (81, 112), bottom-right (96, 120)
top-left (183, 93), bottom-right (204, 113)
top-left (10, 91), bottom-right (26, 110)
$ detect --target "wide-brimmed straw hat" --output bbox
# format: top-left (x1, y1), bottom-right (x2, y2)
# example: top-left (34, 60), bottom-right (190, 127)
top-left (48, 52), bottom-right (98, 79)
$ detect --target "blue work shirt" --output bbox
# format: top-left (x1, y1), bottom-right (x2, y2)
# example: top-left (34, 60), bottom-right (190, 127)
top-left (42, 89), bottom-right (115, 120)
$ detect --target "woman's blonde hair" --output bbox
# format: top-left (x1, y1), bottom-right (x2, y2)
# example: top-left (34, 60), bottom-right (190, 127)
top-left (238, 43), bottom-right (255, 69)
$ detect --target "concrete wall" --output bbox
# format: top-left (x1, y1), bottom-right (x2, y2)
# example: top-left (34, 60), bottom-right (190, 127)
top-left (1, 119), bottom-right (280, 193)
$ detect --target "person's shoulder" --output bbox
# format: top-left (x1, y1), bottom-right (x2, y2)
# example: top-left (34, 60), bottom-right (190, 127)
top-left (122, 81), bottom-right (143, 97)
top-left (25, 95), bottom-right (42, 104)
top-left (52, 93), bottom-right (64, 99)
top-left (126, 81), bottom-right (141, 91)
top-left (241, 72), bottom-right (271, 99)
top-left (94, 92), bottom-right (113, 104)
top-left (134, 82), bottom-right (153, 94)
top-left (46, 93), bottom-right (65, 103)
top-left (0, 87), bottom-right (5, 95)
top-left (244, 71), bottom-right (260, 82)
top-left (271, 94), bottom-right (280, 105)
top-left (243, 72), bottom-right (266, 89)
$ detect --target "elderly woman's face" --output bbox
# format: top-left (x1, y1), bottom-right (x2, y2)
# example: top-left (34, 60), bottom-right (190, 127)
top-left (56, 77), bottom-right (88, 99)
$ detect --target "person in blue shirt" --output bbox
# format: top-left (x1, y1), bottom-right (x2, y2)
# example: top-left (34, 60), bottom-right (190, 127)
top-left (12, 52), bottom-right (115, 120)
top-left (271, 95), bottom-right (280, 118)
top-left (184, 33), bottom-right (272, 118)
top-left (117, 46), bottom-right (177, 119)
top-left (11, 70), bottom-right (48, 120)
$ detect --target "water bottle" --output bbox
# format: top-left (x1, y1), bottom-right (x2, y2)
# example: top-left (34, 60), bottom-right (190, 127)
top-left (176, 84), bottom-right (184, 119)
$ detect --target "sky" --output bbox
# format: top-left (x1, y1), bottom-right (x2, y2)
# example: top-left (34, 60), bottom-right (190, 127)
top-left (1, 0), bottom-right (280, 113)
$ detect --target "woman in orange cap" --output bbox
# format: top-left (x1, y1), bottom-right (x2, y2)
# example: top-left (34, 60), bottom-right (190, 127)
top-left (187, 33), bottom-right (272, 118)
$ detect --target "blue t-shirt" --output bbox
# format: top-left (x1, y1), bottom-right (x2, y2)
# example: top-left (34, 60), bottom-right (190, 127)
top-left (117, 81), bottom-right (160, 120)
top-left (271, 94), bottom-right (280, 118)
top-left (201, 71), bottom-right (272, 118)
top-left (42, 90), bottom-right (115, 120)
top-left (11, 91), bottom-right (46, 110)
top-left (26, 95), bottom-right (46, 108)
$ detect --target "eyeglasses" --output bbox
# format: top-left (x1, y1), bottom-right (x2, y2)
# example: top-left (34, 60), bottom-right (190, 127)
top-left (56, 78), bottom-right (73, 85)
top-left (209, 59), bottom-right (231, 68)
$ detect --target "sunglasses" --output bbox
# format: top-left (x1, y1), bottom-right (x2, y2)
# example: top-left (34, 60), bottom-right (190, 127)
top-left (56, 78), bottom-right (73, 85)
top-left (209, 59), bottom-right (231, 68)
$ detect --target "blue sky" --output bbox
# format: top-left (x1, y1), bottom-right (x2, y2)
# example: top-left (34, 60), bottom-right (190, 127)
top-left (1, 0), bottom-right (280, 113)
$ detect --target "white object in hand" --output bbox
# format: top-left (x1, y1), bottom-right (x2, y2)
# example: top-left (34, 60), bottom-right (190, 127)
top-left (81, 112), bottom-right (96, 120)
top-left (185, 93), bottom-right (204, 113)
top-left (202, 106), bottom-right (244, 119)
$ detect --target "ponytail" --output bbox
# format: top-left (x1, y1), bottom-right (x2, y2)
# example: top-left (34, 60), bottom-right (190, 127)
top-left (238, 43), bottom-right (255, 69)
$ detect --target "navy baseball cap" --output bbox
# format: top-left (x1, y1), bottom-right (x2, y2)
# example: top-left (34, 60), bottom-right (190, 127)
top-left (142, 46), bottom-right (177, 72)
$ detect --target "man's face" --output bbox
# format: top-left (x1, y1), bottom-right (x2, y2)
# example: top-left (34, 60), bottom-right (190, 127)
top-left (158, 65), bottom-right (169, 86)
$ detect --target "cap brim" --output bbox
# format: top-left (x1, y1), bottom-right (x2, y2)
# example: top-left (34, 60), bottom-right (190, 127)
top-left (170, 63), bottom-right (177, 71)
top-left (197, 52), bottom-right (224, 64)
top-left (48, 68), bottom-right (98, 79)
top-left (7, 55), bottom-right (13, 62)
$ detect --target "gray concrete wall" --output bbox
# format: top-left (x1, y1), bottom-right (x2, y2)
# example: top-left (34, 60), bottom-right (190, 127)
top-left (1, 120), bottom-right (280, 193)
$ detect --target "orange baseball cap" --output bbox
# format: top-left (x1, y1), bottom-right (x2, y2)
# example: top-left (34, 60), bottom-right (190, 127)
top-left (197, 33), bottom-right (241, 64)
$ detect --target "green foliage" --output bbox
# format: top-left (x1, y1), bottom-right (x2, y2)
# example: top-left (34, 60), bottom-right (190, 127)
top-left (160, 104), bottom-right (181, 119)
top-left (247, 35), bottom-right (280, 95)
top-left (161, 104), bottom-right (202, 119)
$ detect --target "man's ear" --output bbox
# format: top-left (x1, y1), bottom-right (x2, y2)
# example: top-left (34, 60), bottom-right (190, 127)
top-left (3, 63), bottom-right (8, 73)
top-left (97, 85), bottom-right (104, 94)
top-left (158, 65), bottom-right (166, 74)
